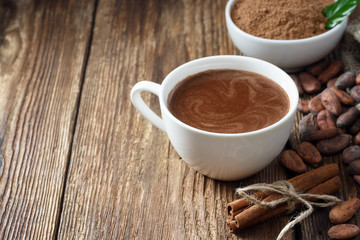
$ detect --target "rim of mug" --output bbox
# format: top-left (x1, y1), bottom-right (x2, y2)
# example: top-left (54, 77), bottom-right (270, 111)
top-left (159, 55), bottom-right (299, 137)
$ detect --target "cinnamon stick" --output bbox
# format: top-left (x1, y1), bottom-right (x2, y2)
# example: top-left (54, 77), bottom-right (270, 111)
top-left (234, 164), bottom-right (340, 230)
top-left (227, 164), bottom-right (338, 219)
top-left (226, 219), bottom-right (238, 232)
top-left (230, 175), bottom-right (341, 231)
top-left (227, 191), bottom-right (268, 219)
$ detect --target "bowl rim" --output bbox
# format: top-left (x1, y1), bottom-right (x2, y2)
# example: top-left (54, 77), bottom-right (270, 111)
top-left (159, 55), bottom-right (299, 137)
top-left (225, 0), bottom-right (348, 43)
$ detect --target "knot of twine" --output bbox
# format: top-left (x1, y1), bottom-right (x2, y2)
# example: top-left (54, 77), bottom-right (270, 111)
top-left (236, 181), bottom-right (342, 240)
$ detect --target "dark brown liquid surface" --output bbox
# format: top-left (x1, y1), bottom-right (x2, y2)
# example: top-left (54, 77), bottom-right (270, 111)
top-left (168, 69), bottom-right (290, 133)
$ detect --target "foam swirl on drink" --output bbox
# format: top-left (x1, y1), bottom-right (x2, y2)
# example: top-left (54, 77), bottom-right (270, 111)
top-left (168, 70), bottom-right (290, 134)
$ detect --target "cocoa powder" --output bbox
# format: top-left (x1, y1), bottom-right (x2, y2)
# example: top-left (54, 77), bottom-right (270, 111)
top-left (231, 0), bottom-right (333, 40)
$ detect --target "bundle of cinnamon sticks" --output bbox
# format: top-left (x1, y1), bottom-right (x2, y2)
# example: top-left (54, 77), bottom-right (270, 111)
top-left (226, 164), bottom-right (342, 232)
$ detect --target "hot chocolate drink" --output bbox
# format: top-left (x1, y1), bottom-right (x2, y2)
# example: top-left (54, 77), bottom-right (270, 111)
top-left (168, 69), bottom-right (289, 133)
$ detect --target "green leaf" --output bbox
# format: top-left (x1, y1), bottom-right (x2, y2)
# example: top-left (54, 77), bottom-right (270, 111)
top-left (323, 0), bottom-right (360, 29)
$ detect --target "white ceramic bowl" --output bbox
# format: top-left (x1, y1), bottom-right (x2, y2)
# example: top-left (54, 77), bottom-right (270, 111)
top-left (225, 0), bottom-right (348, 72)
top-left (131, 55), bottom-right (299, 180)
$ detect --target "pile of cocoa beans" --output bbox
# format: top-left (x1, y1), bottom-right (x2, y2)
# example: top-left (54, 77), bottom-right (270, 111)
top-left (279, 58), bottom-right (360, 239)
top-left (328, 198), bottom-right (360, 239)
top-left (281, 59), bottom-right (360, 179)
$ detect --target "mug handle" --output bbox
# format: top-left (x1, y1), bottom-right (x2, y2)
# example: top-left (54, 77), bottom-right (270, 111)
top-left (130, 81), bottom-right (166, 132)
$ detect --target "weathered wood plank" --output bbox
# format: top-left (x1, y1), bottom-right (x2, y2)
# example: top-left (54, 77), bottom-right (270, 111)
top-left (0, 0), bottom-right (95, 238)
top-left (58, 0), bottom-right (292, 239)
top-left (0, 0), bottom-right (23, 138)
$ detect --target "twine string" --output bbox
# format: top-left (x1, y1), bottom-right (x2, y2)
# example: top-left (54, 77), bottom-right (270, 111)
top-left (235, 181), bottom-right (342, 240)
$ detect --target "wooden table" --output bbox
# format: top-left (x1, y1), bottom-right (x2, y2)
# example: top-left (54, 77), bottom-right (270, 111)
top-left (1, 0), bottom-right (359, 239)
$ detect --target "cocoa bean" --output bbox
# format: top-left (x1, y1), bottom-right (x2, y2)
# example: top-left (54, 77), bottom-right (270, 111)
top-left (327, 78), bottom-right (338, 88)
top-left (329, 198), bottom-right (360, 224)
top-left (296, 142), bottom-right (322, 167)
top-left (350, 85), bottom-right (360, 102)
top-left (336, 107), bottom-right (360, 128)
top-left (316, 134), bottom-right (351, 155)
top-left (350, 118), bottom-right (360, 135)
top-left (301, 128), bottom-right (340, 142)
top-left (356, 73), bottom-right (360, 85)
top-left (289, 74), bottom-right (304, 96)
top-left (328, 224), bottom-right (360, 239)
top-left (317, 110), bottom-right (336, 130)
top-left (306, 59), bottom-right (329, 77)
top-left (335, 71), bottom-right (357, 89)
top-left (318, 60), bottom-right (344, 84)
top-left (329, 87), bottom-right (355, 106)
top-left (348, 159), bottom-right (360, 175)
top-left (309, 93), bottom-right (324, 113)
top-left (354, 175), bottom-right (360, 185)
top-left (297, 101), bottom-right (309, 114)
top-left (321, 89), bottom-right (342, 116)
top-left (299, 72), bottom-right (321, 94)
top-left (342, 145), bottom-right (360, 164)
top-left (280, 150), bottom-right (306, 173)
top-left (355, 132), bottom-right (360, 145)
top-left (299, 113), bottom-right (318, 138)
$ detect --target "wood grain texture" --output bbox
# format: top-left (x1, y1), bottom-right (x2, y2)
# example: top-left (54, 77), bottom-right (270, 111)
top-left (57, 0), bottom-right (292, 239)
top-left (0, 0), bottom-right (23, 138)
top-left (0, 0), bottom-right (94, 238)
top-left (1, 0), bottom-right (359, 239)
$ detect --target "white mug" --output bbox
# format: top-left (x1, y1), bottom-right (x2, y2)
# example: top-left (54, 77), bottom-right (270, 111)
top-left (131, 55), bottom-right (299, 180)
